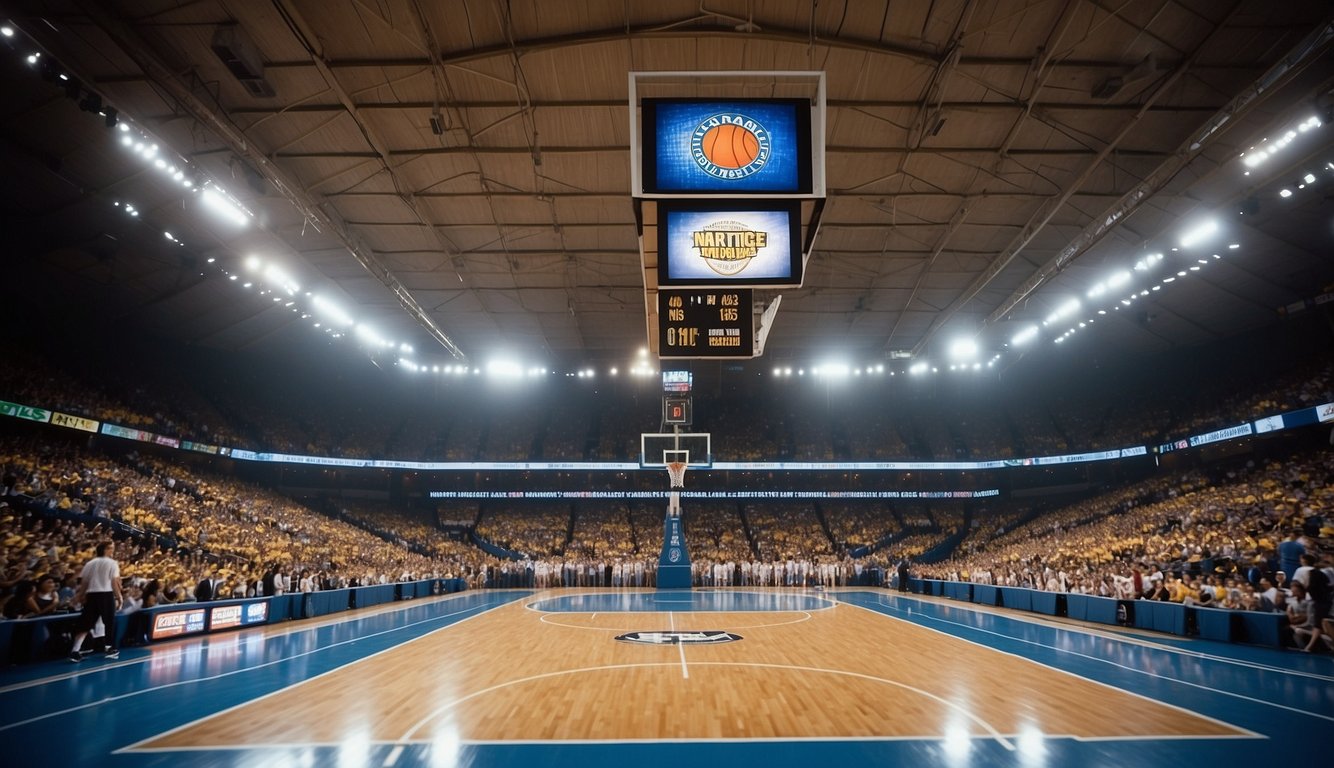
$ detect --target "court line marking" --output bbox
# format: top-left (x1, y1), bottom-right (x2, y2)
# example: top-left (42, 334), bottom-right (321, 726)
top-left (120, 730), bottom-right (1267, 754)
top-left (6, 597), bottom-right (510, 726)
top-left (669, 611), bottom-right (689, 678)
top-left (394, 660), bottom-right (1016, 750)
top-left (870, 593), bottom-right (1334, 712)
top-left (536, 610), bottom-right (814, 631)
top-left (0, 589), bottom-right (502, 695)
top-left (850, 596), bottom-right (1275, 734)
top-left (116, 596), bottom-right (516, 753)
top-left (883, 591), bottom-right (1334, 682)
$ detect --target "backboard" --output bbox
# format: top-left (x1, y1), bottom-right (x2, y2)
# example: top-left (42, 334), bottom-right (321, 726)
top-left (641, 432), bottom-right (712, 468)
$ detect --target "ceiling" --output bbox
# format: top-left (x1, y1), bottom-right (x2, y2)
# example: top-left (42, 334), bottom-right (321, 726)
top-left (1, 0), bottom-right (1332, 373)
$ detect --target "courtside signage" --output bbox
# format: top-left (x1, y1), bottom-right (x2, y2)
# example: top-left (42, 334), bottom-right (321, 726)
top-left (658, 201), bottom-right (801, 287)
top-left (151, 608), bottom-right (207, 639)
top-left (642, 99), bottom-right (811, 194)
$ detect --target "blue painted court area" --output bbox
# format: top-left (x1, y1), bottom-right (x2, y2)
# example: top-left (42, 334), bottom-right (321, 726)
top-left (0, 591), bottom-right (527, 766)
top-left (0, 589), bottom-right (1329, 768)
top-left (529, 589), bottom-right (834, 613)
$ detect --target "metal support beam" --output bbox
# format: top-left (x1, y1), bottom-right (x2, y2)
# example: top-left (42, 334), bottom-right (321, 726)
top-left (981, 13), bottom-right (1334, 328)
top-left (910, 2), bottom-right (1257, 356)
top-left (71, 0), bottom-right (469, 361)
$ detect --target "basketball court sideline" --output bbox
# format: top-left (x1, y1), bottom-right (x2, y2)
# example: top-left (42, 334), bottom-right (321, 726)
top-left (2, 587), bottom-right (1329, 768)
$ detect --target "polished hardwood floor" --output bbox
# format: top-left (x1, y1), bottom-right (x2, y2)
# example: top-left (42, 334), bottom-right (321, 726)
top-left (140, 590), bottom-right (1244, 748)
top-left (3, 588), bottom-right (1329, 767)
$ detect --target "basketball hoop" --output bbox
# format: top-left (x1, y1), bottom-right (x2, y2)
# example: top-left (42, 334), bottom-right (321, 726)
top-left (666, 461), bottom-right (688, 489)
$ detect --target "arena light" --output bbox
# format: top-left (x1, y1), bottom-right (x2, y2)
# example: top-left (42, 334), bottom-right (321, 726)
top-left (263, 264), bottom-right (299, 295)
top-left (199, 184), bottom-right (252, 227)
top-left (311, 295), bottom-right (354, 327)
top-left (1133, 253), bottom-right (1164, 271)
top-left (486, 360), bottom-right (523, 379)
top-left (354, 324), bottom-right (387, 348)
top-left (1044, 298), bottom-right (1080, 325)
top-left (1011, 326), bottom-right (1039, 346)
top-left (1178, 219), bottom-right (1218, 249)
top-left (1, 26), bottom-right (13, 37)
top-left (908, 361), bottom-right (929, 375)
top-left (948, 338), bottom-right (978, 360)
top-left (1279, 188), bottom-right (1292, 198)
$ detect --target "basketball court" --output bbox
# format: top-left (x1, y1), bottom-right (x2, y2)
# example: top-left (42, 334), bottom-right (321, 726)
top-left (2, 587), bottom-right (1329, 767)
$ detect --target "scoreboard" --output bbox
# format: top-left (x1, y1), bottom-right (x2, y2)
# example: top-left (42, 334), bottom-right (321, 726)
top-left (658, 289), bottom-right (754, 358)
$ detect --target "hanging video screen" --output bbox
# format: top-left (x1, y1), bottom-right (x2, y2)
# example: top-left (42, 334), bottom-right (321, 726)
top-left (657, 200), bottom-right (802, 288)
top-left (642, 99), bottom-right (812, 194)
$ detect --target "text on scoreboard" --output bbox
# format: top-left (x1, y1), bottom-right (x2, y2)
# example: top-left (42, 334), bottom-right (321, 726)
top-left (658, 289), bottom-right (754, 358)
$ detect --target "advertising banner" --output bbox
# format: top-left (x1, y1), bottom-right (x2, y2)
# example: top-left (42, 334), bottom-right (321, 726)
top-left (0, 400), bottom-right (50, 423)
top-left (150, 608), bottom-right (207, 639)
top-left (50, 411), bottom-right (99, 432)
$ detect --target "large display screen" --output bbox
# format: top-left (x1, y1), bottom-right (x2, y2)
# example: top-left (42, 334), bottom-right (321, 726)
top-left (657, 201), bottom-right (801, 287)
top-left (642, 99), bottom-right (812, 194)
top-left (662, 370), bottom-right (693, 392)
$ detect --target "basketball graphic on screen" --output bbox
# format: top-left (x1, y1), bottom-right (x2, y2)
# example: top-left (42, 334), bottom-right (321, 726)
top-left (701, 123), bottom-right (762, 169)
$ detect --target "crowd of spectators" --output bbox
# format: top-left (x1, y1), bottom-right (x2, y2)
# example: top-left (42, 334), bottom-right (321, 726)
top-left (922, 451), bottom-right (1333, 641)
top-left (2, 324), bottom-right (1332, 658)
top-left (0, 324), bottom-right (1329, 466)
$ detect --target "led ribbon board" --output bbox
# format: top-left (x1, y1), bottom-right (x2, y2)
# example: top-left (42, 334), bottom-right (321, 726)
top-left (657, 201), bottom-right (801, 288)
top-left (642, 99), bottom-right (812, 194)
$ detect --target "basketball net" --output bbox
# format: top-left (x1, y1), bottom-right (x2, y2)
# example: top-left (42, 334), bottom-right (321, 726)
top-left (666, 461), bottom-right (688, 489)
top-left (666, 461), bottom-right (687, 517)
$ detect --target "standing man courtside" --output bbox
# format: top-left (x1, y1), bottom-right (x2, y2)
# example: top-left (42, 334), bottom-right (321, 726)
top-left (69, 541), bottom-right (122, 662)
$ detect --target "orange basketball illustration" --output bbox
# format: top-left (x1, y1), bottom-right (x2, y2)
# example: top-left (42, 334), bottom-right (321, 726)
top-left (701, 123), bottom-right (761, 169)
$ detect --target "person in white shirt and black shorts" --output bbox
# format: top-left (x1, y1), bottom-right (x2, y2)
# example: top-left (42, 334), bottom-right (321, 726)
top-left (69, 540), bottom-right (123, 662)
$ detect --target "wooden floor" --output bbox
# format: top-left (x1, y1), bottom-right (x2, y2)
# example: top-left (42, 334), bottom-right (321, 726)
top-left (140, 592), bottom-right (1242, 747)
top-left (2, 588), bottom-right (1330, 767)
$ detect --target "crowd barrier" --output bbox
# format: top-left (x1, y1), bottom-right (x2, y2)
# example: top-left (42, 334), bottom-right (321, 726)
top-left (0, 577), bottom-right (470, 665)
top-left (910, 579), bottom-right (1289, 648)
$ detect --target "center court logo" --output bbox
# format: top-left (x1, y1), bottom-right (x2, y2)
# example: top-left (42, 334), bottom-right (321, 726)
top-left (691, 220), bottom-right (769, 276)
top-left (691, 113), bottom-right (771, 180)
top-left (615, 631), bottom-right (743, 645)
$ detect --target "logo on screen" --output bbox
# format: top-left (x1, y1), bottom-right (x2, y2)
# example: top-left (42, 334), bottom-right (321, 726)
top-left (691, 221), bottom-right (768, 276)
top-left (691, 114), bottom-right (770, 181)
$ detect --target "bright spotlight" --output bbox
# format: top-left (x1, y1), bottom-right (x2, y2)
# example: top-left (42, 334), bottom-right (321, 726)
top-left (1011, 326), bottom-right (1039, 346)
top-left (263, 265), bottom-right (298, 294)
top-left (311, 295), bottom-right (354, 326)
top-left (1045, 298), bottom-right (1081, 325)
top-left (486, 360), bottom-right (523, 378)
top-left (200, 185), bottom-right (251, 227)
top-left (1279, 188), bottom-right (1292, 198)
top-left (948, 338), bottom-right (978, 360)
top-left (1178, 219), bottom-right (1218, 248)
top-left (354, 324), bottom-right (386, 347)
top-left (908, 361), bottom-right (928, 375)
top-left (0, 26), bottom-right (14, 37)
